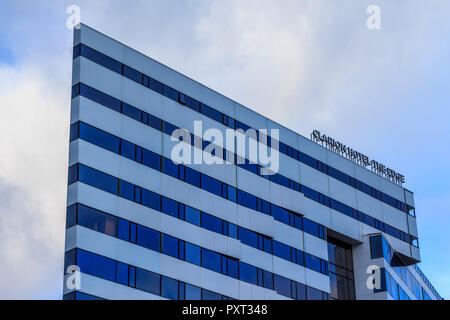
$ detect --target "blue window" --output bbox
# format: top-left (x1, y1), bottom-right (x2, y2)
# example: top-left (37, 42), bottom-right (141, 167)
top-left (237, 190), bottom-right (256, 211)
top-left (305, 254), bottom-right (321, 273)
top-left (78, 164), bottom-right (118, 195)
top-left (235, 120), bottom-right (251, 132)
top-left (200, 103), bottom-right (222, 123)
top-left (178, 93), bottom-right (186, 105)
top-left (273, 241), bottom-right (291, 261)
top-left (227, 258), bottom-right (239, 279)
top-left (178, 204), bottom-right (185, 221)
top-left (73, 44), bottom-right (81, 58)
top-left (148, 115), bottom-right (162, 131)
top-left (257, 199), bottom-right (270, 215)
top-left (69, 122), bottom-right (79, 142)
top-left (296, 282), bottom-right (307, 300)
top-left (262, 236), bottom-right (273, 254)
top-left (237, 159), bottom-right (258, 175)
top-left (271, 205), bottom-right (290, 224)
top-left (69, 292), bottom-right (103, 300)
top-left (134, 185), bottom-right (142, 203)
top-left (119, 180), bottom-right (134, 201)
top-left (227, 185), bottom-right (237, 202)
top-left (303, 218), bottom-right (319, 237)
top-left (79, 122), bottom-right (120, 154)
top-left (122, 103), bottom-right (141, 122)
top-left (77, 204), bottom-right (117, 236)
top-left (163, 85), bottom-right (179, 102)
top-left (120, 140), bottom-right (135, 160)
top-left (178, 282), bottom-right (185, 300)
top-left (263, 270), bottom-right (274, 290)
top-left (221, 256), bottom-right (227, 275)
top-left (179, 240), bottom-right (185, 260)
top-left (201, 213), bottom-right (222, 234)
top-left (239, 262), bottom-right (257, 285)
top-left (135, 146), bottom-right (143, 163)
top-left (299, 152), bottom-right (317, 168)
top-left (130, 223), bottom-right (137, 243)
top-left (117, 218), bottom-right (130, 241)
top-left (142, 75), bottom-right (149, 87)
top-left (185, 206), bottom-right (201, 226)
top-left (80, 44), bottom-right (123, 74)
top-left (185, 242), bottom-right (201, 266)
top-left (141, 189), bottom-right (161, 211)
top-left (361, 213), bottom-right (375, 228)
top-left (228, 223), bottom-right (238, 239)
top-left (201, 174), bottom-right (222, 197)
top-left (64, 249), bottom-right (76, 272)
top-left (221, 183), bottom-right (228, 199)
top-left (79, 83), bottom-right (122, 113)
top-left (185, 96), bottom-right (200, 112)
top-left (330, 199), bottom-right (353, 217)
top-left (238, 227), bottom-right (258, 248)
top-left (201, 248), bottom-right (221, 273)
top-left (222, 222), bottom-right (229, 236)
top-left (68, 164), bottom-right (78, 185)
top-left (163, 121), bottom-right (178, 136)
top-left (135, 268), bottom-right (160, 295)
top-left (149, 78), bottom-right (163, 94)
top-left (202, 289), bottom-right (222, 300)
top-left (185, 284), bottom-right (201, 300)
top-left (77, 249), bottom-right (116, 282)
top-left (116, 262), bottom-right (129, 286)
top-left (274, 274), bottom-right (291, 298)
top-left (302, 186), bottom-right (320, 202)
top-left (290, 248), bottom-right (297, 264)
top-left (270, 173), bottom-right (290, 189)
top-left (71, 83), bottom-right (80, 98)
top-left (296, 250), bottom-right (304, 266)
top-left (179, 165), bottom-right (185, 181)
top-left (137, 225), bottom-right (160, 252)
top-left (142, 149), bottom-right (160, 171)
top-left (129, 266), bottom-right (136, 287)
top-left (291, 213), bottom-right (302, 230)
top-left (361, 182), bottom-right (372, 195)
top-left (162, 234), bottom-right (179, 258)
top-left (162, 197), bottom-right (178, 218)
top-left (307, 286), bottom-right (324, 300)
top-left (123, 65), bottom-right (142, 83)
top-left (369, 235), bottom-right (383, 259)
top-left (162, 158), bottom-right (179, 178)
top-left (161, 276), bottom-right (178, 300)
top-left (184, 167), bottom-right (201, 188)
top-left (66, 204), bottom-right (77, 229)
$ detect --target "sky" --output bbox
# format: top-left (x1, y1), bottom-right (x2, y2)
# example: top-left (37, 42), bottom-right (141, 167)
top-left (0, 0), bottom-right (449, 299)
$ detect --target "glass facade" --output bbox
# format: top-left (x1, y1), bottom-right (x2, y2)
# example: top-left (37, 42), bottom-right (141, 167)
top-left (327, 237), bottom-right (355, 300)
top-left (369, 235), bottom-right (438, 300)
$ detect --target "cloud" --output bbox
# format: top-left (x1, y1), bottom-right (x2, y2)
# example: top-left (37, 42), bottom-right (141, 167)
top-left (0, 64), bottom-right (69, 299)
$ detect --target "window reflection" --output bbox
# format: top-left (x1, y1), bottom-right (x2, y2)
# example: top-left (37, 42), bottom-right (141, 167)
top-left (327, 237), bottom-right (355, 300)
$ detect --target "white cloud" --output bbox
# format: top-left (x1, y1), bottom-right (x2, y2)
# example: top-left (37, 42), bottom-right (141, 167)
top-left (0, 64), bottom-right (69, 299)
